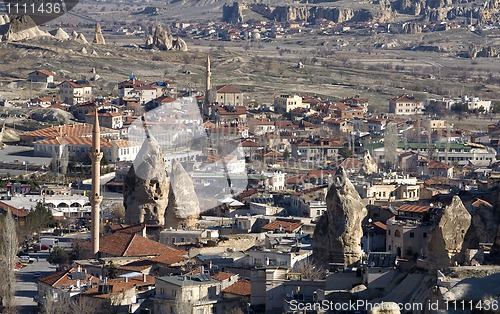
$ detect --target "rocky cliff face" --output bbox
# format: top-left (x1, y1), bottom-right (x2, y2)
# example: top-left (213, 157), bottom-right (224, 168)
top-left (93, 23), bottom-right (106, 45)
top-left (491, 225), bottom-right (500, 258)
top-left (222, 2), bottom-right (245, 23)
top-left (248, 4), bottom-right (373, 23)
top-left (221, 0), bottom-right (500, 24)
top-left (164, 160), bottom-right (200, 230)
top-left (427, 196), bottom-right (471, 269)
top-left (124, 135), bottom-right (170, 226)
top-left (313, 167), bottom-right (367, 267)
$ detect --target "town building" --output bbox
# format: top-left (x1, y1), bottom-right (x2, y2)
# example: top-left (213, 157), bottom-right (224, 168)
top-left (58, 80), bottom-right (93, 105)
top-left (388, 95), bottom-right (424, 115)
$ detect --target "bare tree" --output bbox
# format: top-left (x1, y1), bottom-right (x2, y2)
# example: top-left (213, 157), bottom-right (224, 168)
top-left (110, 203), bottom-right (126, 222)
top-left (0, 211), bottom-right (19, 313)
top-left (292, 259), bottom-right (326, 280)
top-left (70, 296), bottom-right (102, 314)
top-left (384, 122), bottom-right (399, 170)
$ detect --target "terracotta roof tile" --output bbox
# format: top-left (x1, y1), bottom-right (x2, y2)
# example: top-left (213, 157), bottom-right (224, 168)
top-left (223, 279), bottom-right (251, 296)
top-left (98, 233), bottom-right (186, 258)
top-left (397, 204), bottom-right (431, 213)
top-left (31, 69), bottom-right (55, 77)
top-left (211, 272), bottom-right (236, 281)
top-left (216, 85), bottom-right (242, 93)
top-left (0, 201), bottom-right (28, 218)
top-left (262, 220), bottom-right (303, 232)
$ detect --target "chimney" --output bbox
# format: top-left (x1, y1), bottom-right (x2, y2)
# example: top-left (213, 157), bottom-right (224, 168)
top-left (201, 266), bottom-right (205, 274)
top-left (125, 277), bottom-right (128, 283)
top-left (142, 274), bottom-right (147, 283)
top-left (77, 265), bottom-right (81, 272)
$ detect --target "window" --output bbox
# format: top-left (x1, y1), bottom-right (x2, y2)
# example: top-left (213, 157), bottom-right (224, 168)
top-left (409, 232), bottom-right (415, 238)
top-left (160, 288), bottom-right (165, 295)
top-left (423, 233), bottom-right (427, 238)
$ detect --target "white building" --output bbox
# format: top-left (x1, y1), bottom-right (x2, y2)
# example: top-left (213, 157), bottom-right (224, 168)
top-left (58, 81), bottom-right (93, 105)
top-left (273, 94), bottom-right (306, 113)
top-left (33, 137), bottom-right (141, 163)
top-left (388, 95), bottom-right (424, 115)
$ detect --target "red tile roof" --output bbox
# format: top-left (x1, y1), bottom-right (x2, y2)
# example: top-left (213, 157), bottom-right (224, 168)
top-left (216, 85), bottom-right (242, 93)
top-left (81, 275), bottom-right (155, 299)
top-left (0, 201), bottom-right (28, 218)
top-left (60, 80), bottom-right (92, 88)
top-left (96, 233), bottom-right (186, 258)
top-left (34, 137), bottom-right (139, 148)
top-left (397, 204), bottom-right (431, 213)
top-left (211, 272), bottom-right (236, 281)
top-left (31, 69), bottom-right (55, 77)
top-left (38, 268), bottom-right (99, 287)
top-left (223, 279), bottom-right (251, 296)
top-left (471, 198), bottom-right (493, 208)
top-left (22, 124), bottom-right (114, 139)
top-left (262, 220), bottom-right (303, 232)
top-left (372, 221), bottom-right (387, 231)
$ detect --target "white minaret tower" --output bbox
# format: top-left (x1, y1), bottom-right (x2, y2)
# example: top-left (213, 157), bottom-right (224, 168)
top-left (205, 55), bottom-right (211, 106)
top-left (90, 109), bottom-right (103, 255)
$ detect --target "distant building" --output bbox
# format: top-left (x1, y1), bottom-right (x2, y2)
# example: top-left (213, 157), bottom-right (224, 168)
top-left (386, 217), bottom-right (433, 259)
top-left (28, 69), bottom-right (55, 86)
top-left (212, 85), bottom-right (244, 106)
top-left (85, 112), bottom-right (123, 129)
top-left (58, 80), bottom-right (93, 105)
top-left (388, 95), bottom-right (424, 115)
top-left (33, 137), bottom-right (141, 163)
top-left (274, 94), bottom-right (306, 113)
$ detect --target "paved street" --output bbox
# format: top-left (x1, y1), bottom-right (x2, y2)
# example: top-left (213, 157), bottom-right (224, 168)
top-left (13, 233), bottom-right (89, 314)
top-left (14, 252), bottom-right (52, 314)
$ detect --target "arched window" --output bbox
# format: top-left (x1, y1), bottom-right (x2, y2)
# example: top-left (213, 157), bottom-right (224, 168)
top-left (394, 230), bottom-right (401, 237)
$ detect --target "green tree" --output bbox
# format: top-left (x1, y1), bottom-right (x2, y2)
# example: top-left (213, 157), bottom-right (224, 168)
top-left (107, 261), bottom-right (118, 279)
top-left (47, 247), bottom-right (68, 267)
top-left (27, 202), bottom-right (55, 234)
top-left (339, 147), bottom-right (353, 158)
top-left (283, 148), bottom-right (290, 161)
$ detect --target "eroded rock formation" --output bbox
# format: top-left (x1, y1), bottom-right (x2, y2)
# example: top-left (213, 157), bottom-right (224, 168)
top-left (369, 302), bottom-right (401, 314)
top-left (75, 33), bottom-right (89, 44)
top-left (147, 25), bottom-right (188, 51)
top-left (362, 151), bottom-right (378, 175)
top-left (0, 15), bottom-right (49, 42)
top-left (50, 28), bottom-right (70, 40)
top-left (124, 135), bottom-right (170, 226)
top-left (313, 167), bottom-right (367, 266)
top-left (427, 196), bottom-right (471, 269)
top-left (165, 160), bottom-right (200, 230)
top-left (93, 23), bottom-right (106, 45)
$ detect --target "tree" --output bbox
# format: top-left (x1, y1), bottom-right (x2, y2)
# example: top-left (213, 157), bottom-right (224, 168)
top-left (0, 210), bottom-right (18, 313)
top-left (384, 122), bottom-right (399, 169)
top-left (292, 259), bottom-right (326, 280)
top-left (47, 247), bottom-right (69, 267)
top-left (107, 261), bottom-right (118, 279)
top-left (27, 202), bottom-right (55, 235)
top-left (283, 148), bottom-right (290, 161)
top-left (110, 203), bottom-right (125, 222)
top-left (339, 146), bottom-right (353, 159)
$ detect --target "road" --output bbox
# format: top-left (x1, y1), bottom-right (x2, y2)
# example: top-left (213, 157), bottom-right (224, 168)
top-left (14, 252), bottom-right (53, 314)
top-left (13, 233), bottom-right (90, 314)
